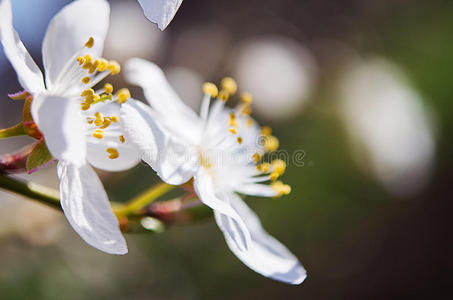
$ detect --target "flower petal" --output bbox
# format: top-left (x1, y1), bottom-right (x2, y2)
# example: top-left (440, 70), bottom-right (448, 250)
top-left (219, 192), bottom-right (306, 285)
top-left (194, 168), bottom-right (252, 251)
top-left (83, 99), bottom-right (140, 172)
top-left (86, 140), bottom-right (140, 172)
top-left (124, 57), bottom-right (201, 142)
top-left (137, 0), bottom-right (183, 30)
top-left (120, 100), bottom-right (197, 185)
top-left (31, 95), bottom-right (86, 166)
top-left (57, 161), bottom-right (127, 254)
top-left (42, 0), bottom-right (109, 90)
top-left (0, 0), bottom-right (45, 93)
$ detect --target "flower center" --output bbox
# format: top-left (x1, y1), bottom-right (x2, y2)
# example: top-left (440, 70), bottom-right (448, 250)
top-left (198, 77), bottom-right (291, 197)
top-left (74, 38), bottom-right (132, 161)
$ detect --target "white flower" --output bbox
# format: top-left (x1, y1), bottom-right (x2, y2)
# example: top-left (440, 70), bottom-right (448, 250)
top-left (120, 58), bottom-right (306, 284)
top-left (0, 0), bottom-right (141, 254)
top-left (339, 57), bottom-right (435, 197)
top-left (137, 0), bottom-right (183, 30)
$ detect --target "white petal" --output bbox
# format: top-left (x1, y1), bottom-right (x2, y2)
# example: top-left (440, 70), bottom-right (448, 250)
top-left (220, 192), bottom-right (306, 285)
top-left (137, 0), bottom-right (183, 30)
top-left (84, 99), bottom-right (140, 171)
top-left (0, 0), bottom-right (45, 93)
top-left (42, 0), bottom-right (109, 89)
top-left (86, 140), bottom-right (140, 172)
top-left (120, 100), bottom-right (197, 185)
top-left (57, 161), bottom-right (127, 254)
top-left (31, 95), bottom-right (86, 166)
top-left (125, 57), bottom-right (201, 141)
top-left (194, 168), bottom-right (252, 251)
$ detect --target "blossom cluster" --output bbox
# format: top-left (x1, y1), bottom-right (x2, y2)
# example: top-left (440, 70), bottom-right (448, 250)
top-left (0, 0), bottom-right (306, 284)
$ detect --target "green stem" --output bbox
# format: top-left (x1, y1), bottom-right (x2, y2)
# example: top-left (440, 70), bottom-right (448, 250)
top-left (0, 173), bottom-right (176, 221)
top-left (0, 172), bottom-right (61, 210)
top-left (0, 122), bottom-right (26, 138)
top-left (115, 182), bottom-right (175, 217)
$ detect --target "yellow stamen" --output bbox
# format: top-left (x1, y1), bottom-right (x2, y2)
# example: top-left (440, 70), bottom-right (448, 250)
top-left (100, 118), bottom-right (111, 129)
top-left (76, 56), bottom-right (85, 65)
top-left (237, 137), bottom-right (243, 144)
top-left (252, 152), bottom-right (261, 163)
top-left (119, 135), bottom-right (125, 143)
top-left (229, 128), bottom-right (237, 135)
top-left (88, 59), bottom-right (99, 74)
top-left (93, 129), bottom-right (104, 139)
top-left (229, 112), bottom-right (237, 127)
top-left (111, 115), bottom-right (119, 123)
top-left (240, 92), bottom-right (253, 104)
top-left (81, 76), bottom-right (90, 84)
top-left (107, 60), bottom-right (121, 75)
top-left (261, 126), bottom-right (272, 136)
top-left (83, 54), bottom-right (93, 63)
top-left (271, 181), bottom-right (291, 197)
top-left (84, 95), bottom-right (94, 104)
top-left (97, 59), bottom-right (108, 72)
top-left (116, 88), bottom-right (130, 103)
top-left (271, 159), bottom-right (286, 175)
top-left (263, 135), bottom-right (279, 152)
top-left (82, 61), bottom-right (92, 70)
top-left (81, 89), bottom-right (95, 97)
top-left (257, 162), bottom-right (270, 173)
top-left (270, 172), bottom-right (280, 181)
top-left (94, 112), bottom-right (104, 126)
top-left (240, 105), bottom-right (251, 116)
top-left (81, 103), bottom-right (91, 111)
top-left (202, 82), bottom-right (219, 98)
top-left (106, 148), bottom-right (119, 159)
top-left (104, 83), bottom-right (113, 94)
top-left (218, 90), bottom-right (229, 102)
top-left (85, 37), bottom-right (94, 48)
top-left (221, 77), bottom-right (237, 95)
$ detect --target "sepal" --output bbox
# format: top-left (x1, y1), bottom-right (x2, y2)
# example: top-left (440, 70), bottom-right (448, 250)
top-left (26, 139), bottom-right (54, 174)
top-left (0, 121), bottom-right (26, 139)
top-left (0, 144), bottom-right (33, 173)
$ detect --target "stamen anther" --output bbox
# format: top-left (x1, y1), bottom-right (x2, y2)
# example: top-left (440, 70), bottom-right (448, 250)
top-left (261, 126), bottom-right (272, 136)
top-left (240, 92), bottom-right (253, 104)
top-left (85, 37), bottom-right (94, 48)
top-left (97, 59), bottom-right (108, 72)
top-left (93, 129), bottom-right (104, 139)
top-left (107, 61), bottom-right (121, 75)
top-left (116, 88), bottom-right (130, 103)
top-left (104, 83), bottom-right (113, 94)
top-left (263, 135), bottom-right (279, 152)
top-left (221, 77), bottom-right (237, 95)
top-left (202, 82), bottom-right (219, 98)
top-left (106, 148), bottom-right (119, 159)
top-left (94, 112), bottom-right (104, 126)
top-left (271, 181), bottom-right (291, 197)
top-left (81, 76), bottom-right (91, 84)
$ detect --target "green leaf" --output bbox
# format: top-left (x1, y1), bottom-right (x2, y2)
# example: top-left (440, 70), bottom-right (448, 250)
top-left (26, 139), bottom-right (54, 174)
top-left (0, 122), bottom-right (26, 139)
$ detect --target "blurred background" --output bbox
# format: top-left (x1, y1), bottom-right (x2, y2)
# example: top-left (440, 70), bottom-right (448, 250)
top-left (0, 0), bottom-right (451, 299)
